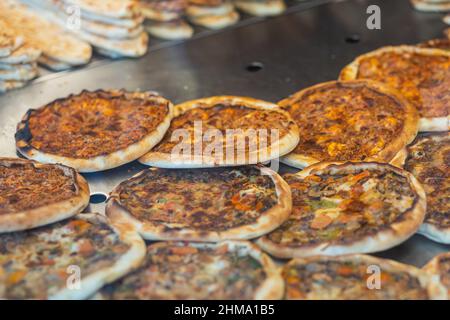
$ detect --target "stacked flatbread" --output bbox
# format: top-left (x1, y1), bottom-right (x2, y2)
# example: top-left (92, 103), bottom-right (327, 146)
top-left (22, 0), bottom-right (149, 58)
top-left (0, 1), bottom-right (92, 72)
top-left (187, 0), bottom-right (239, 29)
top-left (411, 0), bottom-right (450, 12)
top-left (0, 21), bottom-right (41, 93)
top-left (233, 0), bottom-right (286, 16)
top-left (137, 0), bottom-right (194, 40)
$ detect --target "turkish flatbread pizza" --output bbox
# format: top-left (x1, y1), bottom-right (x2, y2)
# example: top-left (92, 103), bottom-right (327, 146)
top-left (282, 254), bottom-right (447, 300)
top-left (95, 241), bottom-right (283, 300)
top-left (423, 252), bottom-right (450, 296)
top-left (392, 132), bottom-right (450, 244)
top-left (340, 46), bottom-right (450, 132)
top-left (0, 212), bottom-right (145, 299)
top-left (106, 166), bottom-right (291, 241)
top-left (0, 158), bottom-right (89, 233)
top-left (278, 80), bottom-right (419, 168)
top-left (16, 90), bottom-right (173, 172)
top-left (257, 162), bottom-right (426, 258)
top-left (139, 96), bottom-right (299, 168)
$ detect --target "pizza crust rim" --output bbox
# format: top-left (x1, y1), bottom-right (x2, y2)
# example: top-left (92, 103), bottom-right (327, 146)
top-left (256, 161), bottom-right (427, 259)
top-left (390, 133), bottom-right (450, 244)
top-left (423, 252), bottom-right (450, 296)
top-left (46, 212), bottom-right (146, 299)
top-left (279, 79), bottom-right (419, 169)
top-left (97, 240), bottom-right (284, 300)
top-left (106, 165), bottom-right (292, 241)
top-left (283, 254), bottom-right (447, 300)
top-left (339, 45), bottom-right (450, 132)
top-left (15, 89), bottom-right (174, 173)
top-left (139, 95), bottom-right (300, 168)
top-left (0, 158), bottom-right (90, 233)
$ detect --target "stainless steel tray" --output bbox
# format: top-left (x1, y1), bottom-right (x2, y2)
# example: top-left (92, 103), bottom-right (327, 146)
top-left (1, 0), bottom-right (448, 267)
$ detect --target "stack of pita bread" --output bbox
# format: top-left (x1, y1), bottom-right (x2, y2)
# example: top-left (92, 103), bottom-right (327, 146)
top-left (137, 0), bottom-right (193, 40)
top-left (233, 0), bottom-right (286, 16)
top-left (21, 0), bottom-right (149, 58)
top-left (0, 21), bottom-right (41, 93)
top-left (0, 0), bottom-right (91, 76)
top-left (410, 0), bottom-right (450, 12)
top-left (186, 0), bottom-right (240, 29)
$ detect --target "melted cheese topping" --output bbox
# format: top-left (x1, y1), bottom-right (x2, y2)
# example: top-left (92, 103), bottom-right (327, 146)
top-left (0, 161), bottom-right (77, 214)
top-left (266, 166), bottom-right (416, 246)
top-left (0, 218), bottom-right (130, 299)
top-left (283, 259), bottom-right (429, 300)
top-left (404, 132), bottom-right (450, 228)
top-left (283, 82), bottom-right (405, 161)
top-left (100, 242), bottom-right (266, 299)
top-left (26, 91), bottom-right (169, 158)
top-left (116, 167), bottom-right (278, 231)
top-left (356, 51), bottom-right (450, 118)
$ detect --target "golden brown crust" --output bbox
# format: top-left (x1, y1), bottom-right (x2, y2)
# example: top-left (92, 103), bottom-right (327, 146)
top-left (0, 158), bottom-right (90, 233)
top-left (283, 254), bottom-right (447, 300)
top-left (0, 212), bottom-right (146, 299)
top-left (423, 252), bottom-right (450, 297)
top-left (15, 89), bottom-right (173, 172)
top-left (234, 0), bottom-right (286, 17)
top-left (279, 80), bottom-right (419, 168)
top-left (106, 166), bottom-right (292, 241)
top-left (257, 161), bottom-right (426, 259)
top-left (139, 95), bottom-right (299, 168)
top-left (188, 10), bottom-right (239, 29)
top-left (339, 46), bottom-right (450, 132)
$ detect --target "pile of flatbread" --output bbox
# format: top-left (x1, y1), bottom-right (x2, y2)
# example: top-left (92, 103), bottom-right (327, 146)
top-left (21, 0), bottom-right (149, 58)
top-left (444, 13), bottom-right (450, 24)
top-left (0, 22), bottom-right (41, 93)
top-left (137, 0), bottom-right (194, 40)
top-left (0, 1), bottom-right (92, 73)
top-left (411, 0), bottom-right (450, 12)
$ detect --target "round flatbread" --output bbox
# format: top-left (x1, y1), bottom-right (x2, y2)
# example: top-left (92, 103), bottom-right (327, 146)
top-left (187, 1), bottom-right (234, 16)
top-left (95, 241), bottom-right (283, 300)
top-left (16, 90), bottom-right (173, 172)
top-left (0, 80), bottom-right (26, 93)
top-left (137, 0), bottom-right (187, 22)
top-left (278, 80), bottom-right (419, 169)
top-left (145, 20), bottom-right (194, 40)
top-left (106, 166), bottom-right (291, 241)
top-left (257, 162), bottom-right (426, 258)
top-left (0, 44), bottom-right (41, 65)
top-left (340, 46), bottom-right (450, 132)
top-left (188, 10), bottom-right (239, 29)
top-left (445, 14), bottom-right (450, 25)
top-left (282, 254), bottom-right (447, 300)
top-left (139, 95), bottom-right (299, 168)
top-left (423, 252), bottom-right (450, 296)
top-left (0, 158), bottom-right (89, 233)
top-left (392, 132), bottom-right (450, 244)
top-left (410, 0), bottom-right (450, 12)
top-left (234, 0), bottom-right (286, 17)
top-left (0, 212), bottom-right (145, 299)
